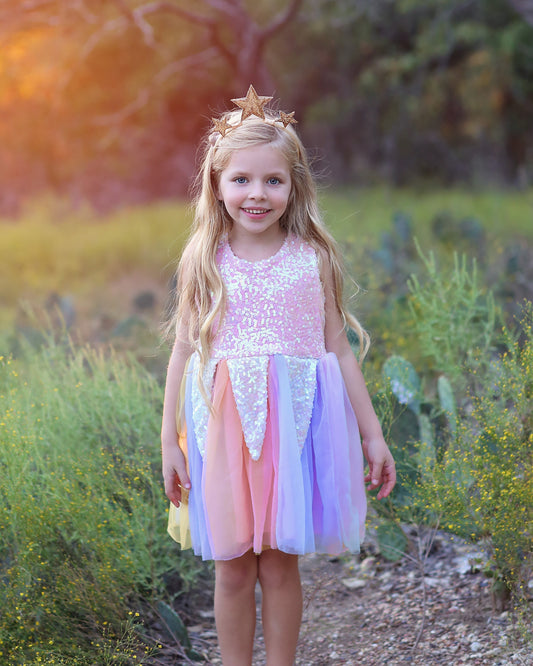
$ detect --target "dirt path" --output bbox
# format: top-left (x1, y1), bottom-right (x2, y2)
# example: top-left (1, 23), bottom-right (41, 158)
top-left (159, 534), bottom-right (531, 665)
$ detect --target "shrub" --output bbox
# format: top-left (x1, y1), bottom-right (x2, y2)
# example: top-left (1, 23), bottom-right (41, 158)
top-left (427, 308), bottom-right (533, 596)
top-left (372, 252), bottom-right (532, 605)
top-left (0, 336), bottom-right (202, 664)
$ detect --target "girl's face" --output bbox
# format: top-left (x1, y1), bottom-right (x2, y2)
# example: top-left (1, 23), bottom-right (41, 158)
top-left (217, 143), bottom-right (292, 243)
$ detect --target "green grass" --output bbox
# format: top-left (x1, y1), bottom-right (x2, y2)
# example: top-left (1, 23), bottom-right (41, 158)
top-left (321, 186), bottom-right (533, 244)
top-left (1, 189), bottom-right (532, 661)
top-left (0, 199), bottom-right (192, 316)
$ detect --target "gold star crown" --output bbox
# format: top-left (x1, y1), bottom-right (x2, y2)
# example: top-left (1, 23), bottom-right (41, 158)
top-left (211, 85), bottom-right (297, 140)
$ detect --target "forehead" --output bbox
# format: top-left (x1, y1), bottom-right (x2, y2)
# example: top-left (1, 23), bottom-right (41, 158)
top-left (221, 143), bottom-right (290, 174)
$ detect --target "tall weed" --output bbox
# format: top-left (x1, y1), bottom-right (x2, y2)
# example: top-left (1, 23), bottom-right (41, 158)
top-left (0, 336), bottom-right (201, 664)
top-left (373, 250), bottom-right (532, 611)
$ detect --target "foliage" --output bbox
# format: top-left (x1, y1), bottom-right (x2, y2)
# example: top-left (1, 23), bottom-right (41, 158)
top-left (0, 199), bottom-right (189, 301)
top-left (281, 0), bottom-right (533, 186)
top-left (371, 250), bottom-right (532, 607)
top-left (427, 308), bottom-right (533, 594)
top-left (0, 335), bottom-right (203, 664)
top-left (407, 246), bottom-right (496, 391)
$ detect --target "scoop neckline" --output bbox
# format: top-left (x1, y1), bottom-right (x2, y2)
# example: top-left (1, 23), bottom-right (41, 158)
top-left (226, 233), bottom-right (291, 265)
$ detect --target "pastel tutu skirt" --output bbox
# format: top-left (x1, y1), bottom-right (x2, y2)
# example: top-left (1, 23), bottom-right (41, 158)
top-left (168, 353), bottom-right (367, 561)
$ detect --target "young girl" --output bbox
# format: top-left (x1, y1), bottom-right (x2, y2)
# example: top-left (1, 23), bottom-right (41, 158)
top-left (161, 86), bottom-right (396, 665)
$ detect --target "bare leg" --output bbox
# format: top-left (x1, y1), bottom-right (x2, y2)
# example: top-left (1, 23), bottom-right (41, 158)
top-left (258, 550), bottom-right (302, 666)
top-left (214, 550), bottom-right (258, 666)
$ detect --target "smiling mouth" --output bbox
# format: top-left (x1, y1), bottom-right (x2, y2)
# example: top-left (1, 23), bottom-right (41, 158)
top-left (242, 207), bottom-right (271, 214)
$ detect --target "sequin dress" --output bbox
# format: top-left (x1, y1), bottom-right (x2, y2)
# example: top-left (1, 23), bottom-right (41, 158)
top-left (168, 233), bottom-right (367, 560)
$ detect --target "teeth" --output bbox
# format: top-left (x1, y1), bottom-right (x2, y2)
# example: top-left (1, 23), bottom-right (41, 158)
top-left (243, 208), bottom-right (268, 214)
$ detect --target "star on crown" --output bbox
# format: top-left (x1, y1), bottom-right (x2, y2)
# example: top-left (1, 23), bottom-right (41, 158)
top-left (211, 116), bottom-right (234, 137)
top-left (276, 111), bottom-right (297, 128)
top-left (231, 85), bottom-right (273, 120)
top-left (210, 85), bottom-right (298, 139)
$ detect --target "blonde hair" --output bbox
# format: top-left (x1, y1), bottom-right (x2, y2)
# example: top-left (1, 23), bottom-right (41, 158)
top-left (168, 109), bottom-right (369, 372)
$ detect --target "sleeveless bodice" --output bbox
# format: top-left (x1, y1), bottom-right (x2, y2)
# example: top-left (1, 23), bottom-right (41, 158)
top-left (191, 234), bottom-right (327, 461)
top-left (211, 234), bottom-right (326, 359)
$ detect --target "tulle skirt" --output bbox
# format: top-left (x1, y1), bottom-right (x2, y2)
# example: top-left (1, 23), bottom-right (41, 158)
top-left (168, 353), bottom-right (366, 561)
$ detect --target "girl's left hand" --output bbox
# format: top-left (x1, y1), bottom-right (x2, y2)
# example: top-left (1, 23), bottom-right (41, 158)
top-left (362, 437), bottom-right (396, 500)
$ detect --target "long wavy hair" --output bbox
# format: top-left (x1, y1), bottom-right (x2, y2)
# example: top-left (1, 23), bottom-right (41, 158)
top-left (167, 109), bottom-right (370, 376)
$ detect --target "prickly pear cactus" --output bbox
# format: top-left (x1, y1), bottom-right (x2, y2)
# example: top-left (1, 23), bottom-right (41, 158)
top-left (382, 355), bottom-right (421, 414)
top-left (437, 374), bottom-right (457, 436)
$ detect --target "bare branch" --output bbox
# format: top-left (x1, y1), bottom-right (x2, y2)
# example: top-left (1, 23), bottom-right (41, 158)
top-left (93, 47), bottom-right (219, 126)
top-left (113, 0), bottom-right (157, 48)
top-left (50, 15), bottom-right (129, 97)
top-left (203, 0), bottom-right (247, 22)
top-left (78, 16), bottom-right (128, 62)
top-left (0, 0), bottom-right (58, 30)
top-left (133, 1), bottom-right (216, 27)
top-left (115, 0), bottom-right (237, 67)
top-left (71, 0), bottom-right (99, 24)
top-left (260, 0), bottom-right (303, 40)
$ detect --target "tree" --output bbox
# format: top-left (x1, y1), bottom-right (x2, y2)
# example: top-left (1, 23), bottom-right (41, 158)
top-left (0, 0), bottom-right (303, 212)
top-left (276, 0), bottom-right (533, 185)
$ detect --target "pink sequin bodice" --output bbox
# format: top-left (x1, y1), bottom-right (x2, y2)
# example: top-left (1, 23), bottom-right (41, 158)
top-left (211, 234), bottom-right (326, 360)
top-left (191, 234), bottom-right (327, 461)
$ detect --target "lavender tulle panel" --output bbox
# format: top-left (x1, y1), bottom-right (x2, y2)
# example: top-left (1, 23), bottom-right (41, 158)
top-left (273, 353), bottom-right (366, 556)
top-left (184, 370), bottom-right (213, 560)
top-left (311, 355), bottom-right (366, 552)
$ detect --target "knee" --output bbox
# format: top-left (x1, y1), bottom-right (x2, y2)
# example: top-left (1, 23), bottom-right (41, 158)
top-left (215, 553), bottom-right (258, 595)
top-left (258, 551), bottom-right (299, 590)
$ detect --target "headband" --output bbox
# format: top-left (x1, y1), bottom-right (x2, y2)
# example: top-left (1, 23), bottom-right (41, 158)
top-left (210, 85), bottom-right (297, 141)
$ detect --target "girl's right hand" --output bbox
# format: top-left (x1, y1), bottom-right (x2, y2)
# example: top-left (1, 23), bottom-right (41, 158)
top-left (162, 443), bottom-right (191, 508)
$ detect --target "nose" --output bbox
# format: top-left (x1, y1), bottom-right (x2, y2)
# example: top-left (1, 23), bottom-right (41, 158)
top-left (249, 181), bottom-right (266, 200)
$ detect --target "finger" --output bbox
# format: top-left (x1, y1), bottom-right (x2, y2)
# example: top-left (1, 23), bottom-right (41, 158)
top-left (175, 459), bottom-right (191, 490)
top-left (376, 463), bottom-right (397, 500)
top-left (376, 478), bottom-right (394, 500)
top-left (368, 460), bottom-right (384, 489)
top-left (164, 473), bottom-right (182, 507)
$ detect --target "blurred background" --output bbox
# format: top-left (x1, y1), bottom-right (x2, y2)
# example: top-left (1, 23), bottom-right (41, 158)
top-left (1, 3), bottom-right (532, 663)
top-left (1, 0), bottom-right (533, 213)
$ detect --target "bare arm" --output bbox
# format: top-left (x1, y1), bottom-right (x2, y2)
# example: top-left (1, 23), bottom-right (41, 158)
top-left (161, 320), bottom-right (193, 507)
top-left (322, 261), bottom-right (396, 499)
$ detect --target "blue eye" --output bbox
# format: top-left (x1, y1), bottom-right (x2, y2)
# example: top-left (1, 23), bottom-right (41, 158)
top-left (234, 177), bottom-right (247, 184)
top-left (268, 177), bottom-right (280, 185)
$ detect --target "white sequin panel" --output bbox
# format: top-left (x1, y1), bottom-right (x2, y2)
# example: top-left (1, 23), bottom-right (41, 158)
top-left (285, 357), bottom-right (318, 452)
top-left (190, 354), bottom-right (218, 458)
top-left (226, 356), bottom-right (270, 461)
